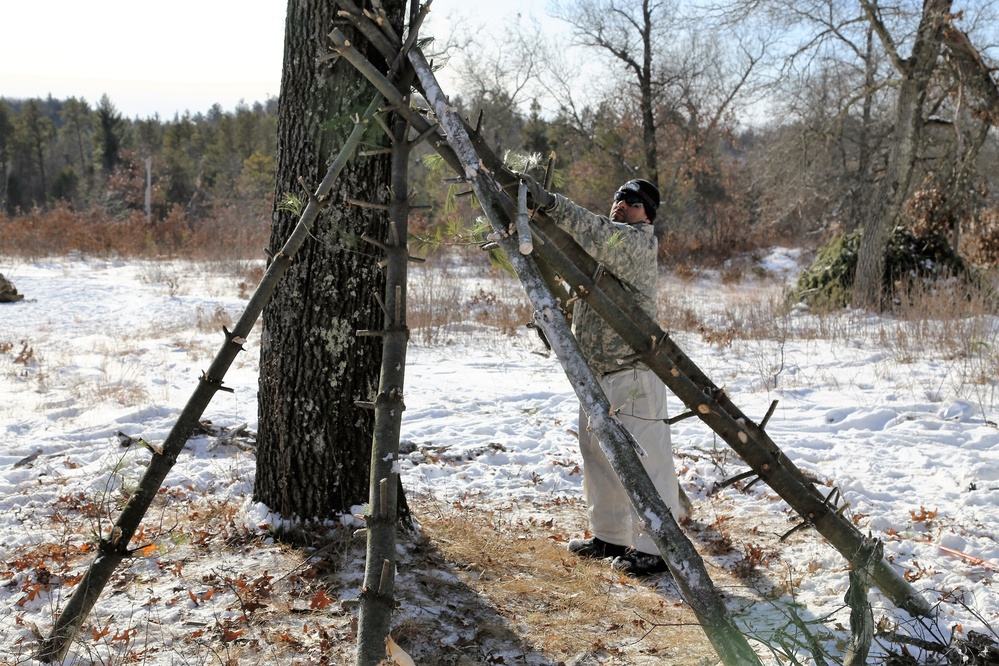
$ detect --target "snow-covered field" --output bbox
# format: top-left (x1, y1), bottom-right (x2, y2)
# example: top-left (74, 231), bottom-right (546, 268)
top-left (1, 254), bottom-right (997, 665)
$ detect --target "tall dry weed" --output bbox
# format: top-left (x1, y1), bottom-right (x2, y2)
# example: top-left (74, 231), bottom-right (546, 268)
top-left (0, 203), bottom-right (268, 260)
top-left (408, 253), bottom-right (532, 345)
top-left (660, 266), bottom-right (999, 410)
top-left (878, 275), bottom-right (999, 403)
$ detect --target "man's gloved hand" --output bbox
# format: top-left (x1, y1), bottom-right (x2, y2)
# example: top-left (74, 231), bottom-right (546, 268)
top-left (518, 173), bottom-right (555, 212)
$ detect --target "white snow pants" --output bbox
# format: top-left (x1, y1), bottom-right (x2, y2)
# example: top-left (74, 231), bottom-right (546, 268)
top-left (578, 367), bottom-right (683, 555)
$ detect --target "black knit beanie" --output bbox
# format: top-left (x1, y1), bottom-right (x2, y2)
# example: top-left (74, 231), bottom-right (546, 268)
top-left (616, 179), bottom-right (660, 221)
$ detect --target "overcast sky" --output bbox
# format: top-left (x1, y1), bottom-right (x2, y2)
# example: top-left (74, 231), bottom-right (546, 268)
top-left (0, 0), bottom-right (557, 119)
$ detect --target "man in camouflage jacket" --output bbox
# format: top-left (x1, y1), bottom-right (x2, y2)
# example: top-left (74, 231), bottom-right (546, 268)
top-left (524, 177), bottom-right (684, 576)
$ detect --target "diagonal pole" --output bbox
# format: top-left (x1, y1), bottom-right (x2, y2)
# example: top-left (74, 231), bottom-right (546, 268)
top-left (523, 216), bottom-right (933, 618)
top-left (332, 10), bottom-right (932, 620)
top-left (36, 96), bottom-right (385, 663)
top-left (405, 44), bottom-right (765, 666)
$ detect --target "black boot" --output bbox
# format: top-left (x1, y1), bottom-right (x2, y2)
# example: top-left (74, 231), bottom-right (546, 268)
top-left (567, 536), bottom-right (628, 559)
top-left (611, 550), bottom-right (670, 575)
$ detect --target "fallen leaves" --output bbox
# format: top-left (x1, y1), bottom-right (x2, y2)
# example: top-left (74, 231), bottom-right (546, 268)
top-left (309, 588), bottom-right (333, 610)
top-left (188, 588), bottom-right (217, 605)
top-left (909, 506), bottom-right (938, 522)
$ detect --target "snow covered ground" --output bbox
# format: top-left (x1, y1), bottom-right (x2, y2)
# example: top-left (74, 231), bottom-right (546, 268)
top-left (1, 253), bottom-right (997, 665)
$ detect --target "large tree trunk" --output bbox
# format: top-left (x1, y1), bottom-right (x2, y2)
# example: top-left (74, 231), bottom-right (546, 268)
top-left (854, 0), bottom-right (951, 309)
top-left (254, 0), bottom-right (404, 520)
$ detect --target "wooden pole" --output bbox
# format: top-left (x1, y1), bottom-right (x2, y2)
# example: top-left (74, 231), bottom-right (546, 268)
top-left (406, 44), bottom-right (766, 666)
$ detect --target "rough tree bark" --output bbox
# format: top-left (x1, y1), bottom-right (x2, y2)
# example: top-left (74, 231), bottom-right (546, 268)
top-left (937, 24), bottom-right (999, 251)
top-left (847, 22), bottom-right (880, 232)
top-left (254, 0), bottom-right (405, 520)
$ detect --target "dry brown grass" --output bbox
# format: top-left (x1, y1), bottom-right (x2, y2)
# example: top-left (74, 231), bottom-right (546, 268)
top-left (71, 362), bottom-right (150, 406)
top-left (405, 498), bottom-right (720, 665)
top-left (0, 203), bottom-right (269, 261)
top-left (408, 254), bottom-right (534, 345)
top-left (658, 265), bottom-right (999, 410)
top-left (4, 463), bottom-right (796, 666)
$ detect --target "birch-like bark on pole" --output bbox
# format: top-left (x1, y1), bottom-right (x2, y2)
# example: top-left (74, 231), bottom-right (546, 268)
top-left (405, 46), bottom-right (765, 666)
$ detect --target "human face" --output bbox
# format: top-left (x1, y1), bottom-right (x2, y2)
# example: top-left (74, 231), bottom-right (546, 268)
top-left (610, 193), bottom-right (649, 224)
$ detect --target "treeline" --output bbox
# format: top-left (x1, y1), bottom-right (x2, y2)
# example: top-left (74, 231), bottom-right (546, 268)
top-left (424, 88), bottom-right (999, 268)
top-left (0, 94), bottom-right (277, 257)
top-left (3, 51), bottom-right (999, 269)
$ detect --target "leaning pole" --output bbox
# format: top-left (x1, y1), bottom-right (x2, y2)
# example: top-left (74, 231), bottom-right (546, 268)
top-left (36, 97), bottom-right (385, 663)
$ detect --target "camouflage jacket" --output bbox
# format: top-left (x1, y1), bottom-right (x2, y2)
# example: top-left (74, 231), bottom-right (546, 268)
top-left (547, 193), bottom-right (659, 375)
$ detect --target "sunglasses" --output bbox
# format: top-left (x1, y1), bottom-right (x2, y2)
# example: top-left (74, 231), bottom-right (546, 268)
top-left (613, 191), bottom-right (645, 207)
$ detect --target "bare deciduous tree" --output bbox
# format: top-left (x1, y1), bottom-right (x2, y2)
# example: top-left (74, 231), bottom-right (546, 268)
top-left (551, 0), bottom-right (667, 183)
top-left (550, 0), bottom-right (769, 246)
top-left (853, 0), bottom-right (952, 308)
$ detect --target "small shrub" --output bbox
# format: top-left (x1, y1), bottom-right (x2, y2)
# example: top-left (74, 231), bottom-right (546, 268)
top-left (238, 263), bottom-right (267, 299)
top-left (719, 262), bottom-right (744, 285)
top-left (791, 226), bottom-right (977, 311)
top-left (196, 305), bottom-right (235, 333)
top-left (671, 262), bottom-right (699, 281)
top-left (0, 273), bottom-right (24, 302)
top-left (13, 340), bottom-right (33, 365)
